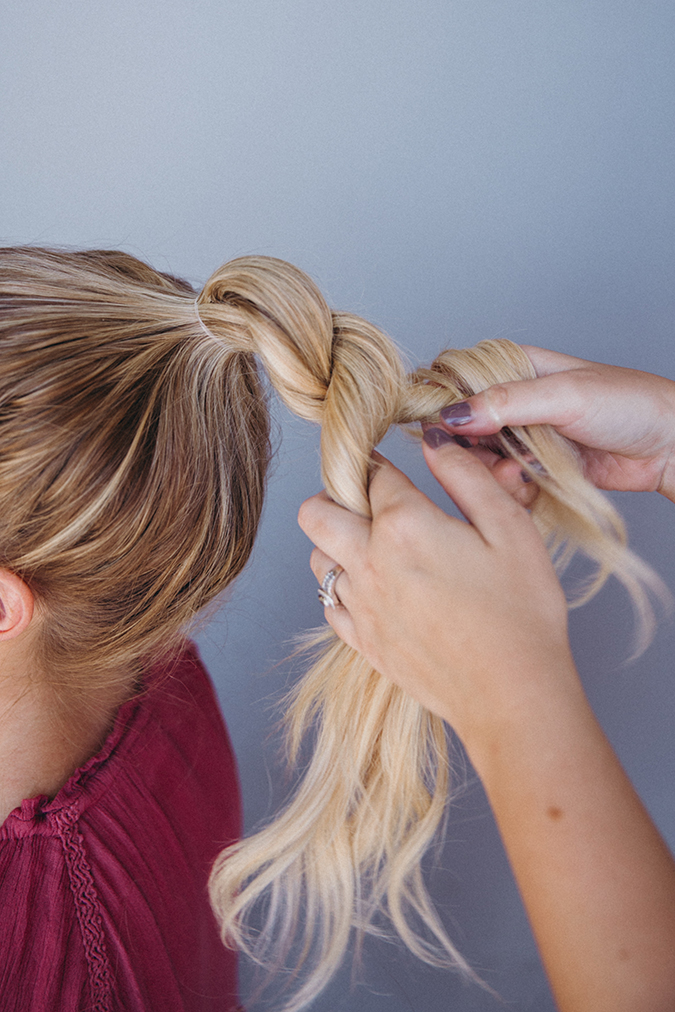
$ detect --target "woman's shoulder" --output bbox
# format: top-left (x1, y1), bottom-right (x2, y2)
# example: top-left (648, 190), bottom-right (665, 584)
top-left (0, 641), bottom-right (241, 842)
top-left (0, 642), bottom-right (242, 1010)
top-left (128, 641), bottom-right (243, 828)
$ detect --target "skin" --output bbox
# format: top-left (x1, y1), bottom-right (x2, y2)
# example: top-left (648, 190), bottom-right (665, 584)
top-left (0, 570), bottom-right (130, 824)
top-left (441, 345), bottom-right (675, 500)
top-left (298, 349), bottom-right (675, 1012)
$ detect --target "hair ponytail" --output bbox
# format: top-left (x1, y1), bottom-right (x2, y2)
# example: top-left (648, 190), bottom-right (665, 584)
top-left (197, 257), bottom-right (407, 515)
top-left (204, 263), bottom-right (669, 1010)
top-left (2, 247), bottom-right (665, 1010)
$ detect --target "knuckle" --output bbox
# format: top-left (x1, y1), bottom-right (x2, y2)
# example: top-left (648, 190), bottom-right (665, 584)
top-left (451, 446), bottom-right (492, 482)
top-left (298, 494), bottom-right (329, 536)
top-left (482, 384), bottom-right (510, 426)
top-left (376, 501), bottom-right (416, 543)
top-left (297, 497), bottom-right (315, 531)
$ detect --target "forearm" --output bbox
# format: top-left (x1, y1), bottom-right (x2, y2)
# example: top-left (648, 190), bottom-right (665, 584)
top-left (462, 666), bottom-right (675, 1012)
top-left (300, 447), bottom-right (675, 1009)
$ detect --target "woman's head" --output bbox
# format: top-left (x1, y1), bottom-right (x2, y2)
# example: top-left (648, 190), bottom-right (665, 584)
top-left (0, 244), bottom-right (662, 696)
top-left (0, 246), bottom-right (408, 692)
top-left (4, 245), bottom-right (667, 1010)
top-left (0, 247), bottom-right (272, 688)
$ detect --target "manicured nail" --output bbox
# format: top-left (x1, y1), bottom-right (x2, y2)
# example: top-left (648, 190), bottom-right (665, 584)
top-left (520, 470), bottom-right (533, 484)
top-left (453, 434), bottom-right (473, 448)
top-left (441, 402), bottom-right (472, 426)
top-left (423, 427), bottom-right (456, 449)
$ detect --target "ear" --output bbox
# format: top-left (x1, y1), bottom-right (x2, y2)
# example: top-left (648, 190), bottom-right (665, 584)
top-left (0, 569), bottom-right (34, 640)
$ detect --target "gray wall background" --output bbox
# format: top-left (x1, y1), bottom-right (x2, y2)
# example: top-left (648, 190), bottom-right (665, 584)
top-left (3, 2), bottom-right (675, 1009)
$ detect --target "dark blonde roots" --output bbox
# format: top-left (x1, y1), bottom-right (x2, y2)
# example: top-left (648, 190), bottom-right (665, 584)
top-left (0, 248), bottom-right (665, 1009)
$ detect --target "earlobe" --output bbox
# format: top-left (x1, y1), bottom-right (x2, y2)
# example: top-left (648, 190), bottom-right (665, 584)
top-left (0, 569), bottom-right (34, 640)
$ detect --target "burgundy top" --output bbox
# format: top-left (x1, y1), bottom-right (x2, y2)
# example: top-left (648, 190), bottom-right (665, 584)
top-left (0, 644), bottom-right (243, 1011)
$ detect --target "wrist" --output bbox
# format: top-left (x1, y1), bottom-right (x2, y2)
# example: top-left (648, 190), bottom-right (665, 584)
top-left (453, 653), bottom-right (588, 781)
top-left (455, 656), bottom-right (675, 1012)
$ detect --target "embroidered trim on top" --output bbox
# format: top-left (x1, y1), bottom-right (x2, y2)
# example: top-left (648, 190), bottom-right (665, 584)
top-left (54, 807), bottom-right (114, 1012)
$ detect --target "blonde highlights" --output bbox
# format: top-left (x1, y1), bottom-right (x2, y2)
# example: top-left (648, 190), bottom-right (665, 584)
top-left (1, 247), bottom-right (664, 1009)
top-left (0, 247), bottom-right (270, 690)
top-left (203, 270), bottom-right (667, 1008)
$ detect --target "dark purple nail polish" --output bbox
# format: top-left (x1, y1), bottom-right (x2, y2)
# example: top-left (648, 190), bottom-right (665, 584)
top-left (453, 434), bottom-right (473, 448)
top-left (441, 402), bottom-right (472, 426)
top-left (423, 427), bottom-right (456, 449)
top-left (520, 470), bottom-right (533, 484)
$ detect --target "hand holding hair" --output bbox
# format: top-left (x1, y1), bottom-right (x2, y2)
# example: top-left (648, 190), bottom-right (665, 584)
top-left (300, 446), bottom-right (675, 1012)
top-left (4, 245), bottom-right (675, 1012)
top-left (214, 329), bottom-right (671, 1011)
top-left (300, 449), bottom-right (572, 740)
top-left (435, 345), bottom-right (675, 499)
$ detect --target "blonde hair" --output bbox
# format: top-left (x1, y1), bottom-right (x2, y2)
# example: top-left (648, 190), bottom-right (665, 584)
top-left (204, 277), bottom-right (667, 1006)
top-left (1, 247), bottom-right (665, 1009)
top-left (0, 247), bottom-right (269, 695)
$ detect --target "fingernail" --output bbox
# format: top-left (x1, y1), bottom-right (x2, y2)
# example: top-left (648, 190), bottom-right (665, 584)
top-left (423, 427), bottom-right (456, 449)
top-left (453, 434), bottom-right (473, 448)
top-left (520, 470), bottom-right (533, 484)
top-left (441, 402), bottom-right (472, 426)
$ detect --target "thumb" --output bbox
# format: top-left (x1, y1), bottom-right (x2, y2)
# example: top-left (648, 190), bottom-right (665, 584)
top-left (438, 373), bottom-right (583, 437)
top-left (421, 430), bottom-right (528, 541)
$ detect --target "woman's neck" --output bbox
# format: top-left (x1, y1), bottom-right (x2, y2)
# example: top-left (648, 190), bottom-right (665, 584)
top-left (0, 638), bottom-right (133, 824)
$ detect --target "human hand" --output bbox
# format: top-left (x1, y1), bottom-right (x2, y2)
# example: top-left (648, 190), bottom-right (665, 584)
top-left (436, 346), bottom-right (675, 499)
top-left (298, 445), bottom-right (577, 748)
top-left (299, 435), bottom-right (675, 1012)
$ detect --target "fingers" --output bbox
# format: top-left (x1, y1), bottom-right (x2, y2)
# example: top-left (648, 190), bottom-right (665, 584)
top-left (421, 431), bottom-right (530, 540)
top-left (307, 546), bottom-right (360, 650)
top-left (310, 547), bottom-right (350, 606)
top-left (366, 453), bottom-right (432, 516)
top-left (421, 425), bottom-right (540, 507)
top-left (437, 371), bottom-right (585, 437)
top-left (309, 546), bottom-right (336, 585)
top-left (299, 458), bottom-right (422, 603)
top-left (370, 443), bottom-right (531, 541)
top-left (321, 599), bottom-right (360, 654)
top-left (491, 457), bottom-right (540, 509)
top-left (299, 458), bottom-right (438, 561)
top-left (298, 490), bottom-right (370, 565)
top-left (519, 344), bottom-right (595, 376)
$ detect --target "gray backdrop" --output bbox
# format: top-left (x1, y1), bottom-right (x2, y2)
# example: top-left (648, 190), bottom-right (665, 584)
top-left (3, 2), bottom-right (675, 1009)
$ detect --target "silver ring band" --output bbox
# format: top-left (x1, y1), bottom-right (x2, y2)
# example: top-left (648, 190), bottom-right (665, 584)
top-left (318, 565), bottom-right (344, 608)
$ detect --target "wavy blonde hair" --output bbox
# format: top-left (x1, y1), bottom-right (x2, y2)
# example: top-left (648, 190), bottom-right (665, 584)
top-left (1, 248), bottom-right (664, 1009)
top-left (200, 267), bottom-right (666, 1008)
